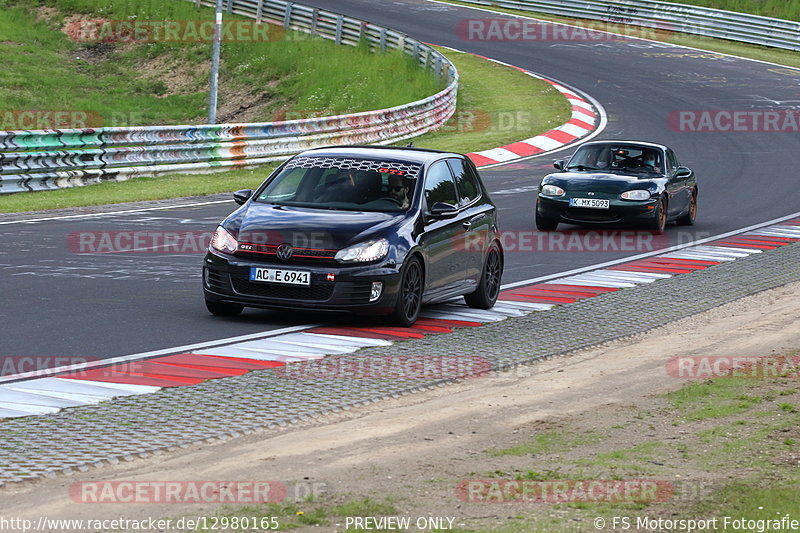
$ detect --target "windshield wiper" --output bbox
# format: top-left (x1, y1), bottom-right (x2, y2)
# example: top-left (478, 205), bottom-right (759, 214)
top-left (566, 165), bottom-right (600, 171)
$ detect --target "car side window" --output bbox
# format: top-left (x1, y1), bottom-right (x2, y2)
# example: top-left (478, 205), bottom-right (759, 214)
top-left (667, 150), bottom-right (679, 172)
top-left (447, 158), bottom-right (481, 207)
top-left (424, 161), bottom-right (458, 210)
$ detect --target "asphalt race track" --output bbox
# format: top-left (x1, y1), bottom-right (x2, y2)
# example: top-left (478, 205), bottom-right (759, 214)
top-left (2, 0), bottom-right (799, 361)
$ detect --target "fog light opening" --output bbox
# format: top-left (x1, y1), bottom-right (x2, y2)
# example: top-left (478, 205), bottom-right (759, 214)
top-left (369, 281), bottom-right (383, 302)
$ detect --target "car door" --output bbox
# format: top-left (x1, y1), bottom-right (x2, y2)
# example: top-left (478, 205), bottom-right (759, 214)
top-left (447, 157), bottom-right (492, 285)
top-left (665, 149), bottom-right (689, 216)
top-left (418, 160), bottom-right (467, 299)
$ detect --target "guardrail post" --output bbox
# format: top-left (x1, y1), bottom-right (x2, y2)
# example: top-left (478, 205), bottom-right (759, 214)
top-left (255, 0), bottom-right (264, 24)
top-left (311, 9), bottom-right (318, 35)
top-left (334, 15), bottom-right (343, 45)
top-left (195, 0), bottom-right (202, 7)
top-left (226, 0), bottom-right (233, 14)
top-left (359, 21), bottom-right (367, 44)
top-left (284, 2), bottom-right (293, 29)
top-left (379, 28), bottom-right (387, 53)
top-left (412, 41), bottom-right (420, 65)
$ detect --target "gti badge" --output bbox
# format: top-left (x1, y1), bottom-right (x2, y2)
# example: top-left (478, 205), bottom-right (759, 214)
top-left (276, 243), bottom-right (293, 260)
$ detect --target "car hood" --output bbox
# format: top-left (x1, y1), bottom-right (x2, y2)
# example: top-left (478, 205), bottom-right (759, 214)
top-left (545, 172), bottom-right (661, 192)
top-left (227, 203), bottom-right (406, 249)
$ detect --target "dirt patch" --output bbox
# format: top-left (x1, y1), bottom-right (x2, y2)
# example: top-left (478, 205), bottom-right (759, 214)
top-left (72, 42), bottom-right (118, 63)
top-left (35, 5), bottom-right (59, 22)
top-left (216, 84), bottom-right (279, 123)
top-left (134, 55), bottom-right (279, 122)
top-left (58, 13), bottom-right (122, 69)
top-left (3, 282), bottom-right (800, 531)
top-left (134, 53), bottom-right (208, 97)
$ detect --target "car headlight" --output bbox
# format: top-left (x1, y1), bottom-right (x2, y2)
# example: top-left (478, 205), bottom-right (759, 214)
top-left (210, 226), bottom-right (238, 254)
top-left (335, 239), bottom-right (389, 263)
top-left (621, 190), bottom-right (652, 200)
top-left (541, 184), bottom-right (565, 196)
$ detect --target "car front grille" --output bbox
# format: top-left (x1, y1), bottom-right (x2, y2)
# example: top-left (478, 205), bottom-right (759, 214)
top-left (562, 208), bottom-right (620, 222)
top-left (209, 269), bottom-right (376, 305)
top-left (234, 243), bottom-right (338, 266)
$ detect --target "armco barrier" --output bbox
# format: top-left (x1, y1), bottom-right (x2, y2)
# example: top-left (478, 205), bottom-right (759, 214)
top-left (0, 0), bottom-right (457, 194)
top-left (456, 0), bottom-right (800, 51)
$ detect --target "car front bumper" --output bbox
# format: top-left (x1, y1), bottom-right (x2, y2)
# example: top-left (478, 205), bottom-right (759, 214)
top-left (537, 195), bottom-right (658, 225)
top-left (202, 251), bottom-right (403, 315)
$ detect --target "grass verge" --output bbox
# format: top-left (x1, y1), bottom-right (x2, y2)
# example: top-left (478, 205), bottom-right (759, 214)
top-left (3, 0), bottom-right (442, 126)
top-left (464, 373), bottom-right (800, 532)
top-left (659, 0), bottom-right (799, 20)
top-left (0, 49), bottom-right (569, 213)
top-left (193, 497), bottom-right (398, 532)
top-left (402, 46), bottom-right (570, 153)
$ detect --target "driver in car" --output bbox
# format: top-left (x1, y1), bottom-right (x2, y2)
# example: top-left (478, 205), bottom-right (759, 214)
top-left (642, 152), bottom-right (661, 172)
top-left (585, 148), bottom-right (609, 169)
top-left (387, 175), bottom-right (410, 209)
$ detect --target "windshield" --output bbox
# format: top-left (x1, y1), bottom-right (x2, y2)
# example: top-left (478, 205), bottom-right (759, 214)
top-left (254, 156), bottom-right (420, 212)
top-left (567, 145), bottom-right (663, 174)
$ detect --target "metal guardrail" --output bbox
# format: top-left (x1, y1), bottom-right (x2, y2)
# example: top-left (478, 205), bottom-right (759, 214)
top-left (0, 0), bottom-right (458, 194)
top-left (456, 0), bottom-right (800, 51)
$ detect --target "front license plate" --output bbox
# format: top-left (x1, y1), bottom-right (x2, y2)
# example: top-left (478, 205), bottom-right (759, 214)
top-left (570, 198), bottom-right (610, 209)
top-left (249, 267), bottom-right (310, 286)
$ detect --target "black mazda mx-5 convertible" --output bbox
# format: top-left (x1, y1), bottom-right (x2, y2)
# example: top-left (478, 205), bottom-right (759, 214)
top-left (203, 145), bottom-right (504, 326)
top-left (536, 140), bottom-right (697, 232)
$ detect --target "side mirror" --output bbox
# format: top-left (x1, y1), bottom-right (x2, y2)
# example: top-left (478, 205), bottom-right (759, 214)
top-left (675, 167), bottom-right (693, 179)
top-left (553, 160), bottom-right (565, 171)
top-left (233, 189), bottom-right (253, 205)
top-left (429, 202), bottom-right (459, 219)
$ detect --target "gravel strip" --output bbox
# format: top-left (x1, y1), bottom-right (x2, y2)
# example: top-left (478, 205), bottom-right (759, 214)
top-left (1, 242), bottom-right (799, 486)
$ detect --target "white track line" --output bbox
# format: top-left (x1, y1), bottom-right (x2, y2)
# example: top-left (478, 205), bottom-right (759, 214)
top-left (0, 199), bottom-right (229, 225)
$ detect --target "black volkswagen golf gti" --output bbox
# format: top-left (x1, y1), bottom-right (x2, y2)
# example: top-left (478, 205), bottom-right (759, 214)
top-left (203, 146), bottom-right (504, 326)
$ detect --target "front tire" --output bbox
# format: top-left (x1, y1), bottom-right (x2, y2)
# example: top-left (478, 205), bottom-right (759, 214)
top-left (387, 256), bottom-right (423, 327)
top-left (465, 245), bottom-right (503, 309)
top-left (646, 196), bottom-right (667, 232)
top-left (205, 299), bottom-right (244, 316)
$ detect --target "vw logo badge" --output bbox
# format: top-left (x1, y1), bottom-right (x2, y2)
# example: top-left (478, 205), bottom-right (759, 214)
top-left (276, 243), bottom-right (293, 260)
